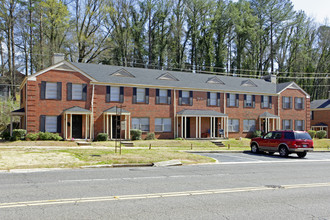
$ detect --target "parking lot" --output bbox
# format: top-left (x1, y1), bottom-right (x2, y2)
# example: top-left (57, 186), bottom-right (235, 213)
top-left (197, 152), bottom-right (330, 164)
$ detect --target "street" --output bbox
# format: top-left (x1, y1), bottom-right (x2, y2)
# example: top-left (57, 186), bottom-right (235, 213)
top-left (1, 153), bottom-right (330, 219)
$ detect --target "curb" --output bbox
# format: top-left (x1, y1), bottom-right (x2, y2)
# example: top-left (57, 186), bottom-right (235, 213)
top-left (185, 150), bottom-right (248, 153)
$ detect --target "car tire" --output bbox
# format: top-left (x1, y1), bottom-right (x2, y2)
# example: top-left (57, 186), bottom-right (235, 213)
top-left (268, 152), bottom-right (275, 155)
top-left (279, 146), bottom-right (289, 157)
top-left (251, 143), bottom-right (259, 154)
top-left (297, 152), bottom-right (307, 158)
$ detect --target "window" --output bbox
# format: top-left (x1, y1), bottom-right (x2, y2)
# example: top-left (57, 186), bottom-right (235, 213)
top-left (159, 89), bottom-right (168, 104)
top-left (261, 96), bottom-right (272, 108)
top-left (264, 132), bottom-right (273, 139)
top-left (295, 120), bottom-right (304, 131)
top-left (228, 119), bottom-right (239, 132)
top-left (110, 86), bottom-right (120, 102)
top-left (295, 97), bottom-right (304, 109)
top-left (155, 118), bottom-right (171, 132)
top-left (72, 84), bottom-right (83, 100)
top-left (245, 95), bottom-right (252, 107)
top-left (210, 92), bottom-right (217, 106)
top-left (283, 97), bottom-right (291, 109)
top-left (284, 132), bottom-right (295, 139)
top-left (229, 94), bottom-right (236, 107)
top-left (132, 118), bottom-right (149, 131)
top-left (45, 116), bottom-right (57, 133)
top-left (137, 88), bottom-right (145, 103)
top-left (182, 91), bottom-right (190, 105)
top-left (283, 119), bottom-right (292, 130)
top-left (45, 82), bottom-right (57, 99)
top-left (243, 120), bottom-right (256, 132)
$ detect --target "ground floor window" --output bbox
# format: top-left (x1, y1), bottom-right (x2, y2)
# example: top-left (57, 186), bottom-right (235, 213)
top-left (295, 120), bottom-right (304, 131)
top-left (243, 119), bottom-right (256, 132)
top-left (283, 119), bottom-right (292, 130)
top-left (45, 116), bottom-right (57, 133)
top-left (228, 119), bottom-right (239, 132)
top-left (132, 117), bottom-right (149, 131)
top-left (155, 118), bottom-right (171, 132)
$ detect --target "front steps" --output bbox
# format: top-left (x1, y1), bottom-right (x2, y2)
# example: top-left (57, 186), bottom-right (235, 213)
top-left (211, 140), bottom-right (226, 147)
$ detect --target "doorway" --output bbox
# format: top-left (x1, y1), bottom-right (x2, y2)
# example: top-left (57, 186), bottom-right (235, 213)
top-left (112, 115), bottom-right (121, 139)
top-left (183, 117), bottom-right (191, 138)
top-left (72, 115), bottom-right (82, 138)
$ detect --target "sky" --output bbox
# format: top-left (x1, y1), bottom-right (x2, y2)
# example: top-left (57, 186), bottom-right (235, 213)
top-left (288, 0), bottom-right (329, 24)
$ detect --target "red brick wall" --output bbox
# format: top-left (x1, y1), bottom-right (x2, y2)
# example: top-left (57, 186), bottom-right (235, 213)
top-left (311, 109), bottom-right (330, 137)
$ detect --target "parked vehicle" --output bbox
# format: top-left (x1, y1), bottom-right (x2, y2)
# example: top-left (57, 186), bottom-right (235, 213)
top-left (250, 130), bottom-right (313, 158)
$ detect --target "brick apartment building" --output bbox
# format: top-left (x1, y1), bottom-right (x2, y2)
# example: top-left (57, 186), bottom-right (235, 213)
top-left (11, 57), bottom-right (311, 140)
top-left (310, 98), bottom-right (330, 138)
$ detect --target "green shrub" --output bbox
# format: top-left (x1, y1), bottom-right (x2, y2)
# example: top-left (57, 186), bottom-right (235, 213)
top-left (251, 130), bottom-right (262, 138)
top-left (130, 129), bottom-right (142, 140)
top-left (308, 130), bottom-right (316, 138)
top-left (174, 137), bottom-right (184, 140)
top-left (12, 129), bottom-right (27, 141)
top-left (96, 133), bottom-right (108, 141)
top-left (0, 130), bottom-right (11, 140)
top-left (50, 133), bottom-right (63, 141)
top-left (38, 132), bottom-right (62, 141)
top-left (25, 133), bottom-right (39, 141)
top-left (145, 132), bottom-right (156, 140)
top-left (316, 130), bottom-right (327, 139)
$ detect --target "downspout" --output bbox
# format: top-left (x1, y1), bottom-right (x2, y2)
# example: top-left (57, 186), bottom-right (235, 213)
top-left (173, 89), bottom-right (176, 138)
top-left (91, 84), bottom-right (95, 140)
top-left (25, 83), bottom-right (27, 131)
top-left (277, 95), bottom-right (280, 130)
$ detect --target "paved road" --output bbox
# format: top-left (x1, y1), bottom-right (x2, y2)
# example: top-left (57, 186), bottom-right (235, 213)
top-left (197, 151), bottom-right (330, 164)
top-left (1, 156), bottom-right (330, 219)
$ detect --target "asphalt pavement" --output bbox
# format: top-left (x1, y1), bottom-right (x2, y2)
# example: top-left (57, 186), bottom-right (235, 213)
top-left (1, 153), bottom-right (330, 219)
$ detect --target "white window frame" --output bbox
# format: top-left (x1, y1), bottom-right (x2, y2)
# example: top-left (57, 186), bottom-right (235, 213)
top-left (229, 93), bottom-right (236, 107)
top-left (295, 97), bottom-right (303, 109)
top-left (159, 89), bottom-right (168, 104)
top-left (137, 88), bottom-right (145, 103)
top-left (228, 119), bottom-right (239, 132)
top-left (132, 117), bottom-right (149, 131)
top-left (45, 116), bottom-right (57, 133)
top-left (45, 82), bottom-right (57, 99)
top-left (210, 92), bottom-right (217, 106)
top-left (243, 119), bottom-right (256, 132)
top-left (245, 95), bottom-right (252, 107)
top-left (263, 95), bottom-right (269, 108)
top-left (110, 86), bottom-right (120, 102)
top-left (283, 119), bottom-right (292, 130)
top-left (72, 84), bottom-right (83, 100)
top-left (284, 97), bottom-right (291, 109)
top-left (181, 91), bottom-right (190, 105)
top-left (155, 118), bottom-right (171, 132)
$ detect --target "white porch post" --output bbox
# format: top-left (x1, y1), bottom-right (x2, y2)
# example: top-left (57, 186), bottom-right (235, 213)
top-left (65, 114), bottom-right (68, 140)
top-left (106, 114), bottom-right (109, 138)
top-left (89, 114), bottom-right (92, 139)
top-left (128, 115), bottom-right (131, 140)
top-left (272, 118), bottom-right (275, 131)
top-left (125, 115), bottom-right (127, 140)
top-left (110, 114), bottom-right (113, 140)
top-left (226, 116), bottom-right (229, 138)
top-left (199, 117), bottom-right (201, 138)
top-left (259, 118), bottom-right (262, 132)
top-left (196, 116), bottom-right (198, 139)
top-left (210, 117), bottom-right (212, 138)
top-left (85, 115), bottom-right (88, 139)
top-left (181, 116), bottom-right (183, 138)
top-left (213, 117), bottom-right (216, 138)
top-left (70, 114), bottom-right (72, 139)
top-left (184, 116), bottom-right (187, 138)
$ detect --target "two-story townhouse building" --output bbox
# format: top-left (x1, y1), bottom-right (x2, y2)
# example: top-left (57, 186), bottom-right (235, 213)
top-left (11, 59), bottom-right (311, 140)
top-left (310, 98), bottom-right (330, 138)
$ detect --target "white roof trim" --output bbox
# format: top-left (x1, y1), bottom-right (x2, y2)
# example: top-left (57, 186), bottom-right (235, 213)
top-left (27, 61), bottom-right (97, 82)
top-left (277, 82), bottom-right (310, 98)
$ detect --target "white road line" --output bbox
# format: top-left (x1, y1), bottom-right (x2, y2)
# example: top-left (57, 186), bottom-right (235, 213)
top-left (218, 159), bottom-right (330, 165)
top-left (1, 182), bottom-right (330, 209)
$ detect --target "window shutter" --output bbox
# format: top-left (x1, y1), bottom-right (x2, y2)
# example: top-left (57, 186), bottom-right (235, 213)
top-left (132, 87), bottom-right (137, 104)
top-left (302, 98), bottom-right (305, 109)
top-left (145, 88), bottom-right (149, 104)
top-left (282, 97), bottom-right (285, 109)
top-left (244, 94), bottom-right (246, 107)
top-left (294, 97), bottom-right (298, 109)
top-left (179, 90), bottom-right (182, 105)
top-left (289, 97), bottom-right (292, 109)
top-left (40, 115), bottom-right (46, 132)
top-left (67, 83), bottom-right (72, 101)
top-left (82, 84), bottom-right (87, 101)
top-left (189, 91), bottom-right (193, 106)
top-left (40, 81), bottom-right (46, 100)
top-left (261, 95), bottom-right (264, 108)
top-left (290, 120), bottom-right (293, 130)
top-left (217, 93), bottom-right (220, 107)
top-left (252, 95), bottom-right (255, 108)
top-left (269, 96), bottom-right (272, 108)
top-left (226, 93), bottom-right (229, 107)
top-left (311, 111), bottom-right (314, 120)
top-left (156, 89), bottom-right (160, 104)
top-left (207, 92), bottom-right (210, 106)
top-left (57, 115), bottom-right (62, 133)
top-left (56, 82), bottom-right (62, 100)
top-left (236, 94), bottom-right (239, 107)
top-left (167, 90), bottom-right (171, 104)
top-left (120, 87), bottom-right (124, 103)
top-left (295, 120), bottom-right (297, 130)
top-left (106, 86), bottom-right (110, 102)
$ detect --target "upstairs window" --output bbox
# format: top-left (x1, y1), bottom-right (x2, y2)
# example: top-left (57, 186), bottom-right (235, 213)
top-left (207, 92), bottom-right (220, 106)
top-left (41, 81), bottom-right (62, 100)
top-left (244, 95), bottom-right (255, 108)
top-left (133, 88), bottom-right (149, 104)
top-left (46, 82), bottom-right (57, 99)
top-left (67, 83), bottom-right (87, 101)
top-left (261, 96), bottom-right (272, 108)
top-left (72, 84), bottom-right (83, 100)
top-left (283, 97), bottom-right (292, 109)
top-left (106, 86), bottom-right (124, 103)
top-left (179, 90), bottom-right (193, 105)
top-left (182, 91), bottom-right (190, 105)
top-left (227, 93), bottom-right (239, 107)
top-left (156, 89), bottom-right (171, 104)
top-left (210, 92), bottom-right (217, 106)
top-left (295, 97), bottom-right (304, 110)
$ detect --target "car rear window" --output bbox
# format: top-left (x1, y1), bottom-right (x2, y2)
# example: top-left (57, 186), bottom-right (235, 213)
top-left (295, 132), bottom-right (312, 140)
top-left (284, 132), bottom-right (295, 139)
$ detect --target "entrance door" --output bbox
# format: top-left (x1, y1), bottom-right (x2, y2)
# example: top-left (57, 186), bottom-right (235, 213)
top-left (112, 116), bottom-right (121, 139)
top-left (72, 115), bottom-right (82, 138)
top-left (183, 117), bottom-right (191, 138)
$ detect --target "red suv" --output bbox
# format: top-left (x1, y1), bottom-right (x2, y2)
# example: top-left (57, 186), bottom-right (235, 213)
top-left (250, 130), bottom-right (313, 158)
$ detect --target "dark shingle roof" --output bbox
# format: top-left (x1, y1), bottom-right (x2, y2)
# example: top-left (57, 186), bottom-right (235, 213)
top-left (259, 111), bottom-right (279, 118)
top-left (11, 108), bottom-right (25, 113)
top-left (177, 109), bottom-right (227, 117)
top-left (63, 106), bottom-right (91, 113)
top-left (312, 122), bottom-right (328, 127)
top-left (104, 106), bottom-right (130, 114)
top-left (311, 99), bottom-right (330, 109)
top-left (276, 82), bottom-right (293, 93)
top-left (71, 62), bottom-right (278, 94)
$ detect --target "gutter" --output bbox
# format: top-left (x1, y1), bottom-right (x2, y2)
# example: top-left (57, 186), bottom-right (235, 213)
top-left (91, 84), bottom-right (95, 140)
